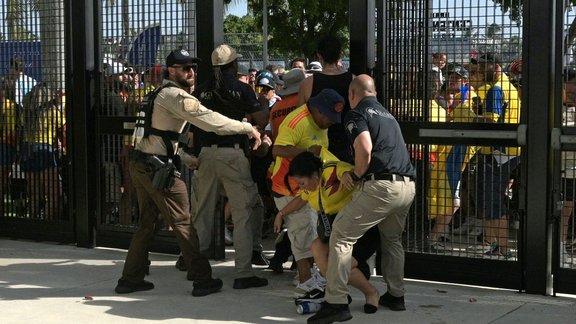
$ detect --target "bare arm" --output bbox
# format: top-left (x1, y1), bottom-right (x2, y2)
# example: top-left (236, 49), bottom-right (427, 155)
top-left (273, 196), bottom-right (308, 233)
top-left (341, 131), bottom-right (372, 190)
top-left (297, 76), bottom-right (313, 106)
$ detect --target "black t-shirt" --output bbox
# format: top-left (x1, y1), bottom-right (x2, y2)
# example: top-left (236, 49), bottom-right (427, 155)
top-left (194, 71), bottom-right (262, 147)
top-left (344, 96), bottom-right (416, 178)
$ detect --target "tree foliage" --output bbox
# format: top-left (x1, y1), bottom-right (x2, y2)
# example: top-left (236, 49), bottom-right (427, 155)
top-left (247, 0), bottom-right (349, 61)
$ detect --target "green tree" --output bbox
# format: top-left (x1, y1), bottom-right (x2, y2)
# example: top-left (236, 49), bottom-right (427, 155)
top-left (247, 0), bottom-right (349, 60)
top-left (5, 0), bottom-right (37, 40)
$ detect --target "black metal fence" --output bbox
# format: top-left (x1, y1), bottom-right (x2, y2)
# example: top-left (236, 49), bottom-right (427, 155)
top-left (1, 0), bottom-right (575, 294)
top-left (0, 0), bottom-right (70, 242)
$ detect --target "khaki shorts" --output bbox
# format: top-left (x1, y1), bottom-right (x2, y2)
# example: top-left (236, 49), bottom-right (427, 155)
top-left (274, 195), bottom-right (318, 261)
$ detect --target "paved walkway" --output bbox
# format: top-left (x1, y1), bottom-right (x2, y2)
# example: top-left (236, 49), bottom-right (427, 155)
top-left (1, 238), bottom-right (575, 323)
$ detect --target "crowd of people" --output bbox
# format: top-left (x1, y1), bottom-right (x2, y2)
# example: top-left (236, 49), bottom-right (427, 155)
top-left (103, 35), bottom-right (576, 323)
top-left (0, 57), bottom-right (66, 220)
top-left (111, 34), bottom-right (418, 324)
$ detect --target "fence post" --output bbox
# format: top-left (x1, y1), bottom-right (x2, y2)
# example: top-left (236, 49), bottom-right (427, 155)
top-left (523, 0), bottom-right (557, 294)
top-left (349, 0), bottom-right (375, 76)
top-left (68, 0), bottom-right (98, 247)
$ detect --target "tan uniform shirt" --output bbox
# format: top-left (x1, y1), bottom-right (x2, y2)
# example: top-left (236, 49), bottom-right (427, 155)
top-left (136, 79), bottom-right (254, 156)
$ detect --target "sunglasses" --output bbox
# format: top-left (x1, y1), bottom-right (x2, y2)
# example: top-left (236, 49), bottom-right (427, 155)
top-left (172, 64), bottom-right (197, 72)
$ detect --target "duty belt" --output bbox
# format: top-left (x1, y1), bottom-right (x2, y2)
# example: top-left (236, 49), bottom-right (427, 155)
top-left (364, 173), bottom-right (415, 182)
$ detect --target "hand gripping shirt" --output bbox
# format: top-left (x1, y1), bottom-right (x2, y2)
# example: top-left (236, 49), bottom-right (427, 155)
top-left (270, 104), bottom-right (328, 196)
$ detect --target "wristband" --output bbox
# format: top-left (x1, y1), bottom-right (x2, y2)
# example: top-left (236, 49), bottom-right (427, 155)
top-left (350, 172), bottom-right (361, 182)
top-left (278, 210), bottom-right (284, 217)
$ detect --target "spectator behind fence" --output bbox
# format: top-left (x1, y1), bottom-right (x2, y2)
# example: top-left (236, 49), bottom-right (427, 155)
top-left (290, 57), bottom-right (306, 70)
top-left (427, 65), bottom-right (479, 252)
top-left (465, 53), bottom-right (521, 260)
top-left (298, 34), bottom-right (355, 164)
top-left (20, 83), bottom-right (65, 220)
top-left (0, 78), bottom-right (18, 216)
top-left (9, 56), bottom-right (37, 106)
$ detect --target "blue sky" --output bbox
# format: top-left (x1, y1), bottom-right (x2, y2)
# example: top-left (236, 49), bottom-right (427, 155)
top-left (226, 1), bottom-right (248, 17)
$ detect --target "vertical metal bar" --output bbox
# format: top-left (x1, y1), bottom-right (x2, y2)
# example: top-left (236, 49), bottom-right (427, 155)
top-left (196, 0), bottom-right (224, 86)
top-left (195, 0), bottom-right (225, 259)
top-left (349, 0), bottom-right (375, 75)
top-left (552, 0), bottom-right (566, 295)
top-left (376, 0), bottom-right (385, 103)
top-left (68, 0), bottom-right (97, 247)
top-left (523, 0), bottom-right (555, 294)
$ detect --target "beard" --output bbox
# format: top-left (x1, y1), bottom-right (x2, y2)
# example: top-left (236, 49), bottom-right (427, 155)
top-left (176, 76), bottom-right (193, 89)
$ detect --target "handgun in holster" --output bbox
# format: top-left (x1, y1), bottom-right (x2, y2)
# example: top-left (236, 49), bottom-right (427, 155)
top-left (146, 155), bottom-right (181, 191)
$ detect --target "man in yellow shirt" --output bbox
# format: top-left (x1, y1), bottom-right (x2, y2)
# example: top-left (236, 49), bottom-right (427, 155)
top-left (271, 88), bottom-right (345, 297)
top-left (467, 53), bottom-right (521, 259)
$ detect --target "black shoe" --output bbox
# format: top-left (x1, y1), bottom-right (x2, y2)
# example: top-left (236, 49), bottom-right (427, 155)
top-left (144, 259), bottom-right (151, 275)
top-left (252, 251), bottom-right (270, 266)
top-left (175, 255), bottom-right (187, 271)
top-left (267, 258), bottom-right (284, 274)
top-left (363, 304), bottom-right (378, 314)
top-left (233, 276), bottom-right (268, 289)
top-left (379, 292), bottom-right (406, 311)
top-left (295, 288), bottom-right (325, 305)
top-left (192, 278), bottom-right (223, 297)
top-left (115, 279), bottom-right (154, 294)
top-left (307, 302), bottom-right (352, 324)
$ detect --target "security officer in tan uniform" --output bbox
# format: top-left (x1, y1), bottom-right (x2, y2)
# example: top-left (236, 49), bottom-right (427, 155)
top-left (115, 49), bottom-right (261, 297)
top-left (194, 44), bottom-right (269, 289)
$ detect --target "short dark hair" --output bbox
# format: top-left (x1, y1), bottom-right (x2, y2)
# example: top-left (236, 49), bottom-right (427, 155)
top-left (285, 151), bottom-right (323, 194)
top-left (10, 56), bottom-right (24, 72)
top-left (290, 57), bottom-right (306, 67)
top-left (316, 35), bottom-right (342, 64)
top-left (433, 53), bottom-right (447, 59)
top-left (248, 68), bottom-right (258, 74)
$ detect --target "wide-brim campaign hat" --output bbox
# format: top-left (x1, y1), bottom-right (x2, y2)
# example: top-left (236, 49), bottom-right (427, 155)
top-left (212, 44), bottom-right (243, 66)
top-left (277, 68), bottom-right (306, 96)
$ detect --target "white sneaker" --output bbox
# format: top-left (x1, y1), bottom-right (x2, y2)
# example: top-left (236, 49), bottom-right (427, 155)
top-left (293, 278), bottom-right (322, 298)
top-left (311, 266), bottom-right (326, 287)
top-left (224, 227), bottom-right (233, 246)
top-left (453, 218), bottom-right (483, 236)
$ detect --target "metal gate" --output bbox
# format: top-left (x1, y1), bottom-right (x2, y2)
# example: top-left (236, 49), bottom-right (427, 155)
top-left (0, 0), bottom-right (72, 243)
top-left (553, 0), bottom-right (576, 294)
top-left (94, 0), bottom-right (198, 253)
top-left (377, 0), bottom-right (526, 289)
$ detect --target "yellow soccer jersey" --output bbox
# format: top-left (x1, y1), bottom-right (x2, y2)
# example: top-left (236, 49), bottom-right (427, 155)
top-left (299, 148), bottom-right (354, 215)
top-left (271, 104), bottom-right (328, 196)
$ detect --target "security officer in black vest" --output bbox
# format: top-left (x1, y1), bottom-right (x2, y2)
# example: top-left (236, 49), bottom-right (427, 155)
top-left (308, 75), bottom-right (416, 323)
top-left (115, 49), bottom-right (261, 296)
top-left (194, 44), bottom-right (269, 289)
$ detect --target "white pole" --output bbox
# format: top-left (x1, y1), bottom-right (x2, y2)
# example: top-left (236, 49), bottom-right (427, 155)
top-left (263, 0), bottom-right (269, 68)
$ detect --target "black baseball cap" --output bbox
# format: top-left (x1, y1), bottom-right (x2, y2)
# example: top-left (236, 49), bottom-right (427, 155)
top-left (166, 49), bottom-right (201, 67)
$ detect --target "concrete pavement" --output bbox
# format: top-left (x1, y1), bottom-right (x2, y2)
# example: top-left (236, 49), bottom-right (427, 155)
top-left (1, 238), bottom-right (575, 323)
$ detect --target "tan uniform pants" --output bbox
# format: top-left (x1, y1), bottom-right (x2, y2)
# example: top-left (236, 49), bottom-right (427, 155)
top-left (325, 178), bottom-right (416, 304)
top-left (194, 146), bottom-right (261, 278)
